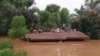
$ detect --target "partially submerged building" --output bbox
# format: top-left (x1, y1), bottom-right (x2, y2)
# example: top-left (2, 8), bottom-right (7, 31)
top-left (25, 31), bottom-right (89, 42)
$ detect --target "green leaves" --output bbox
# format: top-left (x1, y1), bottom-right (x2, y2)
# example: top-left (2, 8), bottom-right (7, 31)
top-left (0, 48), bottom-right (15, 56)
top-left (71, 0), bottom-right (100, 39)
top-left (0, 0), bottom-right (35, 35)
top-left (0, 0), bottom-right (34, 8)
top-left (46, 4), bottom-right (60, 13)
top-left (8, 15), bottom-right (29, 38)
top-left (0, 39), bottom-right (13, 50)
top-left (0, 39), bottom-right (27, 56)
top-left (11, 16), bottom-right (26, 28)
top-left (60, 8), bottom-right (69, 25)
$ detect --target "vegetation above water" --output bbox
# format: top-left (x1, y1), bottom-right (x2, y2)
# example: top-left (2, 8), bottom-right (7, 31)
top-left (0, 39), bottom-right (27, 56)
top-left (71, 0), bottom-right (100, 39)
top-left (8, 15), bottom-right (29, 38)
top-left (0, 0), bottom-right (100, 39)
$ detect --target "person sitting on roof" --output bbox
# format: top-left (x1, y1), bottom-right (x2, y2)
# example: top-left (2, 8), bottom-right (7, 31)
top-left (30, 28), bottom-right (33, 33)
top-left (38, 28), bottom-right (43, 33)
top-left (55, 28), bottom-right (60, 33)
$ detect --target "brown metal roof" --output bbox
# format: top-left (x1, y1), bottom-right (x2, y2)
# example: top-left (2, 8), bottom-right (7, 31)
top-left (25, 31), bottom-right (89, 40)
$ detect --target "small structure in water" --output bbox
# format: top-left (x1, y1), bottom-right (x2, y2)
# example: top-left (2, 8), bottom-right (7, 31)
top-left (24, 30), bottom-right (89, 42)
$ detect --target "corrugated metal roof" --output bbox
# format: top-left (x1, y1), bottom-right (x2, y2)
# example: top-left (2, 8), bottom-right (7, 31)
top-left (25, 31), bottom-right (89, 40)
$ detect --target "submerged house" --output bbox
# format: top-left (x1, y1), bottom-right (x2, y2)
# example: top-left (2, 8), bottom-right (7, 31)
top-left (25, 31), bottom-right (89, 42)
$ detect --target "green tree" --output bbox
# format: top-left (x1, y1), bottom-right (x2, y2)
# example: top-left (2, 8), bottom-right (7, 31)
top-left (45, 4), bottom-right (62, 28)
top-left (21, 7), bottom-right (39, 29)
top-left (46, 4), bottom-right (60, 13)
top-left (0, 0), bottom-right (34, 8)
top-left (12, 0), bottom-right (28, 8)
top-left (39, 11), bottom-right (50, 28)
top-left (85, 0), bottom-right (100, 10)
top-left (52, 13), bottom-right (61, 27)
top-left (8, 15), bottom-right (28, 39)
top-left (46, 13), bottom-right (60, 28)
top-left (71, 0), bottom-right (100, 39)
top-left (0, 0), bottom-right (35, 35)
top-left (60, 8), bottom-right (69, 26)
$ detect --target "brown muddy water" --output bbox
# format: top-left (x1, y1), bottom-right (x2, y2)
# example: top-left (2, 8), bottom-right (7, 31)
top-left (0, 37), bottom-right (100, 56)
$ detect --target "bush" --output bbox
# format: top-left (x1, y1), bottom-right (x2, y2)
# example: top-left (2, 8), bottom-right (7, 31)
top-left (0, 48), bottom-right (15, 56)
top-left (8, 27), bottom-right (28, 39)
top-left (71, 16), bottom-right (100, 39)
top-left (0, 39), bottom-right (27, 56)
top-left (0, 48), bottom-right (27, 56)
top-left (0, 39), bottom-right (13, 50)
top-left (8, 15), bottom-right (29, 39)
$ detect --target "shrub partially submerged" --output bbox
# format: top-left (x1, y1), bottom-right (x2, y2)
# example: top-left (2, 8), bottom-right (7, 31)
top-left (0, 39), bottom-right (13, 50)
top-left (8, 15), bottom-right (29, 39)
top-left (0, 39), bottom-right (27, 56)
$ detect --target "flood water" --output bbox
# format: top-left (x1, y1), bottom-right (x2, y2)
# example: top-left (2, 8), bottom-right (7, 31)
top-left (1, 37), bottom-right (100, 56)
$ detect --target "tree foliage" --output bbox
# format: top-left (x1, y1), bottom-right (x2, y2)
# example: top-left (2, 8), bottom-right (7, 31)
top-left (37, 4), bottom-right (70, 29)
top-left (8, 16), bottom-right (28, 38)
top-left (39, 11), bottom-right (50, 28)
top-left (71, 0), bottom-right (100, 39)
top-left (46, 4), bottom-right (60, 13)
top-left (60, 8), bottom-right (69, 26)
top-left (0, 39), bottom-right (27, 56)
top-left (0, 0), bottom-right (35, 35)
